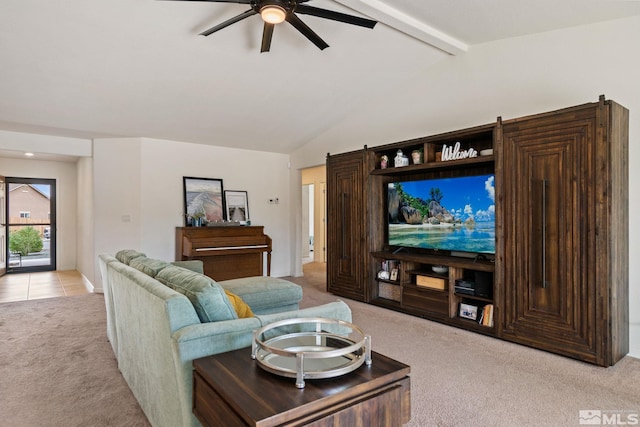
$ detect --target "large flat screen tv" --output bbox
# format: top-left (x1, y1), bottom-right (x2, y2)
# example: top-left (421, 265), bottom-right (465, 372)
top-left (387, 174), bottom-right (495, 255)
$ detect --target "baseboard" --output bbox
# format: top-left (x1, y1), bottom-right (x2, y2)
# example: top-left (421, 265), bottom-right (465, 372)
top-left (81, 273), bottom-right (102, 293)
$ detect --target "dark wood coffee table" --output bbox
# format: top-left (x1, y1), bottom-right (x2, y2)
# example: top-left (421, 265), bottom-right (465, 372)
top-left (193, 347), bottom-right (411, 427)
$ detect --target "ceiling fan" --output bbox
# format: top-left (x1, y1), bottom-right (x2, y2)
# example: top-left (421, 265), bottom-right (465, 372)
top-left (163, 0), bottom-right (378, 52)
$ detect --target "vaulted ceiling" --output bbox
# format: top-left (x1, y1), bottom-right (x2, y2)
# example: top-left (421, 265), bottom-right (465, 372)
top-left (1, 0), bottom-right (639, 154)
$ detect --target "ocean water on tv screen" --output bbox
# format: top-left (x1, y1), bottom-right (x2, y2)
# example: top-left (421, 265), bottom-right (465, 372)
top-left (388, 174), bottom-right (496, 254)
top-left (388, 222), bottom-right (495, 254)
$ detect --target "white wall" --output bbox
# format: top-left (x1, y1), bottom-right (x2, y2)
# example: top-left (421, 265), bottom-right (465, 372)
top-left (91, 137), bottom-right (291, 288)
top-left (92, 138), bottom-right (143, 284)
top-left (0, 157), bottom-right (78, 270)
top-left (76, 156), bottom-right (94, 289)
top-left (290, 15), bottom-right (640, 358)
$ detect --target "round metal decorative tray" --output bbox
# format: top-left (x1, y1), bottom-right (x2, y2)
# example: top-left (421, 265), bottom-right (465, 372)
top-left (251, 317), bottom-right (371, 388)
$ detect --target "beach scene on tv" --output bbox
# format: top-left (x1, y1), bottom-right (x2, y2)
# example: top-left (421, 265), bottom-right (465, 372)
top-left (388, 174), bottom-right (496, 254)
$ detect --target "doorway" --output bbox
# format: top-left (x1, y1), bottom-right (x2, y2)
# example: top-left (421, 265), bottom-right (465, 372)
top-left (301, 166), bottom-right (326, 264)
top-left (302, 184), bottom-right (314, 262)
top-left (5, 177), bottom-right (56, 273)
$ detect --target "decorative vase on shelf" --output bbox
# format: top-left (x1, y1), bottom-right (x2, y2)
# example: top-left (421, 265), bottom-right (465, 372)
top-left (380, 155), bottom-right (389, 169)
top-left (190, 213), bottom-right (205, 227)
top-left (411, 150), bottom-right (423, 164)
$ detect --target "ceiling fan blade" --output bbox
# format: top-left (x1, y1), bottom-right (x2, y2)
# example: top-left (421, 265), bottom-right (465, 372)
top-left (159, 0), bottom-right (253, 3)
top-left (295, 5), bottom-right (377, 28)
top-left (286, 13), bottom-right (329, 50)
top-left (261, 23), bottom-right (275, 53)
top-left (199, 9), bottom-right (257, 36)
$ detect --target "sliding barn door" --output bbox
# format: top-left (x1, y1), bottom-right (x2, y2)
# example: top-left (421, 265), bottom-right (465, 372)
top-left (502, 107), bottom-right (599, 363)
top-left (326, 150), bottom-right (367, 301)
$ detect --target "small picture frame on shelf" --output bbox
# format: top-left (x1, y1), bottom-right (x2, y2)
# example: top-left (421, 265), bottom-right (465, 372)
top-left (459, 303), bottom-right (478, 321)
top-left (390, 268), bottom-right (399, 281)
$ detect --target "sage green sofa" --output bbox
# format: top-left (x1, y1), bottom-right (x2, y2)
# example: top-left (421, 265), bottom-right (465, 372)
top-left (98, 250), bottom-right (352, 427)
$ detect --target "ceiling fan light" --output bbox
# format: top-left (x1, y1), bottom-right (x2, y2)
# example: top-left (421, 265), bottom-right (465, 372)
top-left (261, 5), bottom-right (286, 24)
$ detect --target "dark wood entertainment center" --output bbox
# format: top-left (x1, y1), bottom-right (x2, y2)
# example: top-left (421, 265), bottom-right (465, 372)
top-left (326, 96), bottom-right (629, 367)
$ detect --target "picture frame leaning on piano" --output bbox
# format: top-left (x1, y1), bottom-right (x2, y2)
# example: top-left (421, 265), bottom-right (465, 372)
top-left (224, 190), bottom-right (250, 225)
top-left (183, 176), bottom-right (225, 226)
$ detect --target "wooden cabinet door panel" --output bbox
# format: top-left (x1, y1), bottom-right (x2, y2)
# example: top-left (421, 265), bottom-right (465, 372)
top-left (402, 286), bottom-right (449, 317)
top-left (327, 151), bottom-right (367, 300)
top-left (503, 114), bottom-right (598, 362)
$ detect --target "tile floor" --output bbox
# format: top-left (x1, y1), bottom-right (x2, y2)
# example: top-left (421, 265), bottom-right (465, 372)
top-left (0, 270), bottom-right (90, 303)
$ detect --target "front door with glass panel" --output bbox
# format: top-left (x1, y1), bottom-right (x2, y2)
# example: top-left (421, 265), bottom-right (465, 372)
top-left (0, 175), bottom-right (5, 277)
top-left (6, 178), bottom-right (56, 273)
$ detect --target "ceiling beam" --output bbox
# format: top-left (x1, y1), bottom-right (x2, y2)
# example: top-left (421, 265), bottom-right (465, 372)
top-left (334, 0), bottom-right (468, 55)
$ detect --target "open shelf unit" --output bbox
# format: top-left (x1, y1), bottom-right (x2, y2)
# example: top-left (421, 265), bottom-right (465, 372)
top-left (363, 122), bottom-right (500, 335)
top-left (370, 251), bottom-right (496, 332)
top-left (370, 124), bottom-right (495, 176)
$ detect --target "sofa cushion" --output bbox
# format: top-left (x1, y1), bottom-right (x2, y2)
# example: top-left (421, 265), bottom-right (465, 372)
top-left (224, 290), bottom-right (254, 318)
top-left (115, 249), bottom-right (146, 265)
top-left (218, 277), bottom-right (303, 312)
top-left (170, 260), bottom-right (204, 274)
top-left (129, 257), bottom-right (171, 278)
top-left (156, 266), bottom-right (238, 323)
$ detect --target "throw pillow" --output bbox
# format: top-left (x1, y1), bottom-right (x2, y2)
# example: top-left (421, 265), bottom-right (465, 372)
top-left (224, 290), bottom-right (254, 318)
top-left (129, 257), bottom-right (170, 278)
top-left (156, 266), bottom-right (237, 323)
top-left (115, 249), bottom-right (146, 265)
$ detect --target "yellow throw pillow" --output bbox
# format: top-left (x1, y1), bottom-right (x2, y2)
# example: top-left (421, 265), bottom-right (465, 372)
top-left (224, 290), bottom-right (254, 318)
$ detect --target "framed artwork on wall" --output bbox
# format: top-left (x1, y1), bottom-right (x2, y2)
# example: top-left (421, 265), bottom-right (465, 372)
top-left (183, 177), bottom-right (225, 226)
top-left (224, 190), bottom-right (249, 224)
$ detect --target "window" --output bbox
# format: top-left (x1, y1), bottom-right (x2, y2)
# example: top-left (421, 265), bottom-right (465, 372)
top-left (19, 211), bottom-right (31, 218)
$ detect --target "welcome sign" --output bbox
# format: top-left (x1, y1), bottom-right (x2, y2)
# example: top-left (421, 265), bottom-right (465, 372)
top-left (441, 141), bottom-right (478, 161)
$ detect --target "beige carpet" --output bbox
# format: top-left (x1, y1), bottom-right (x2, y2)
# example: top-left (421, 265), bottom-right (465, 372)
top-left (1, 264), bottom-right (639, 426)
top-left (0, 293), bottom-right (149, 427)
top-left (291, 263), bottom-right (640, 427)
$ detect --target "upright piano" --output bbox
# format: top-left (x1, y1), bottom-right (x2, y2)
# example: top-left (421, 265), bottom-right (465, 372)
top-left (175, 226), bottom-right (272, 281)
